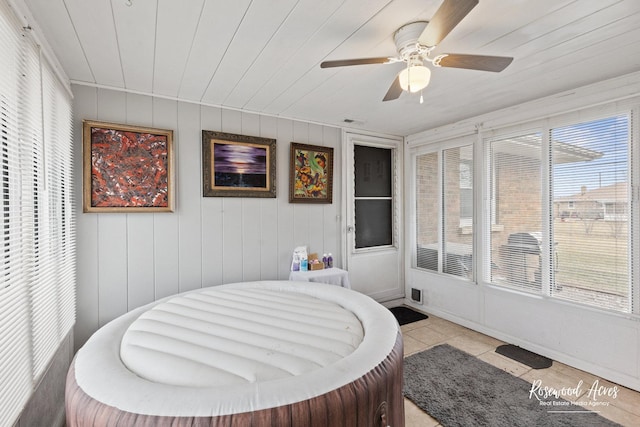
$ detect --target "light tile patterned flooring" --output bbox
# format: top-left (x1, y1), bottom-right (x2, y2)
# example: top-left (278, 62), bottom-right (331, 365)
top-left (401, 311), bottom-right (640, 427)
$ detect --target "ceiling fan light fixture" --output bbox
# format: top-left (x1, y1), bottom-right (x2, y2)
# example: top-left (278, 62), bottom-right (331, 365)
top-left (399, 65), bottom-right (431, 93)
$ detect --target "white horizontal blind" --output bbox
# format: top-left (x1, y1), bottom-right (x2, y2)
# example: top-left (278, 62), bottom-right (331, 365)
top-left (483, 114), bottom-right (634, 313)
top-left (443, 145), bottom-right (473, 279)
top-left (414, 144), bottom-right (474, 280)
top-left (551, 114), bottom-right (631, 312)
top-left (20, 24), bottom-right (43, 379)
top-left (415, 151), bottom-right (439, 271)
top-left (0, 1), bottom-right (75, 425)
top-left (0, 1), bottom-right (34, 424)
top-left (31, 54), bottom-right (75, 376)
top-left (486, 132), bottom-right (544, 293)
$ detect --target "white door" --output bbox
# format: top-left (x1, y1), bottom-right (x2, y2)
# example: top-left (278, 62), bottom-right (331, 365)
top-left (343, 132), bottom-right (404, 301)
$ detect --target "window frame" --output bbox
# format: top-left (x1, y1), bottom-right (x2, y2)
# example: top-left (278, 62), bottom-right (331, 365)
top-left (482, 128), bottom-right (546, 292)
top-left (480, 109), bottom-right (636, 314)
top-left (411, 134), bottom-right (476, 280)
top-left (410, 100), bottom-right (638, 316)
top-left (353, 144), bottom-right (395, 250)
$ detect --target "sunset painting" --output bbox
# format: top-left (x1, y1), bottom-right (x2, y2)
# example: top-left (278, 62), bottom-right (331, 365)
top-left (212, 141), bottom-right (267, 188)
top-left (202, 130), bottom-right (276, 198)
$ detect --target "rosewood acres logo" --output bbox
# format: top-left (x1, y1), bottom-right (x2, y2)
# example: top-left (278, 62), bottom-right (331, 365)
top-left (528, 379), bottom-right (619, 410)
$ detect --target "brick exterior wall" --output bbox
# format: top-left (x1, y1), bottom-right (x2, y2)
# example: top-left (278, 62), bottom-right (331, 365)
top-left (415, 147), bottom-right (544, 278)
top-left (492, 152), bottom-right (542, 251)
top-left (416, 152), bottom-right (439, 245)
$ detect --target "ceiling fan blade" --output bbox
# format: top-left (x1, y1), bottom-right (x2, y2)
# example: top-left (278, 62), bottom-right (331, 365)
top-left (434, 53), bottom-right (513, 72)
top-left (383, 75), bottom-right (403, 102)
top-left (320, 57), bottom-right (395, 68)
top-left (418, 0), bottom-right (478, 47)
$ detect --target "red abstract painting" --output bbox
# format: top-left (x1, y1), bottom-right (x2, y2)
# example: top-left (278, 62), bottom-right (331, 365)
top-left (83, 121), bottom-right (174, 212)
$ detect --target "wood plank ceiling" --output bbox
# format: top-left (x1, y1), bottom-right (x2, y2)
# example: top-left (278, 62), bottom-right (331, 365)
top-left (22, 0), bottom-right (640, 136)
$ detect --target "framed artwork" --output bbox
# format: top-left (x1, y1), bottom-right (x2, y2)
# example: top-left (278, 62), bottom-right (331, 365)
top-left (83, 120), bottom-right (174, 213)
top-left (289, 142), bottom-right (334, 203)
top-left (202, 130), bottom-right (276, 198)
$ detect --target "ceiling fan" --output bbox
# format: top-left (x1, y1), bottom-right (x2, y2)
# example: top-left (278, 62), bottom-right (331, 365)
top-left (320, 0), bottom-right (513, 102)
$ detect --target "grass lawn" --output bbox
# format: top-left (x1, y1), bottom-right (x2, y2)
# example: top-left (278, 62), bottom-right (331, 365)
top-left (553, 219), bottom-right (628, 296)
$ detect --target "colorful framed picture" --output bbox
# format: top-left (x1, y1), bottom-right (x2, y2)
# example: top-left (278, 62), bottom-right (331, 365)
top-left (83, 120), bottom-right (174, 213)
top-left (289, 142), bottom-right (334, 203)
top-left (202, 130), bottom-right (276, 198)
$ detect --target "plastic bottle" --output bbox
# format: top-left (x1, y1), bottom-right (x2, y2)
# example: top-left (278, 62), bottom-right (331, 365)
top-left (292, 254), bottom-right (300, 271)
top-left (322, 253), bottom-right (328, 268)
top-left (300, 255), bottom-right (308, 271)
top-left (327, 253), bottom-right (333, 268)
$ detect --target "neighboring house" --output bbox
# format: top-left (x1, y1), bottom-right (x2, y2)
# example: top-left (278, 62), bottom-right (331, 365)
top-left (555, 182), bottom-right (628, 221)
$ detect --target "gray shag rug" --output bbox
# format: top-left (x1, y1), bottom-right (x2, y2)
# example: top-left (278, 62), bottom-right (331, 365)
top-left (403, 344), bottom-right (621, 427)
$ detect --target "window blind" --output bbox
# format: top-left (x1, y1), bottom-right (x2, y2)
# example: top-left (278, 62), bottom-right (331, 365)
top-left (414, 144), bottom-right (474, 280)
top-left (482, 115), bottom-right (634, 313)
top-left (32, 54), bottom-right (75, 375)
top-left (486, 132), bottom-right (543, 293)
top-left (0, 1), bottom-right (75, 424)
top-left (0, 2), bottom-right (34, 424)
top-left (443, 145), bottom-right (473, 279)
top-left (551, 114), bottom-right (631, 312)
top-left (415, 151), bottom-right (439, 271)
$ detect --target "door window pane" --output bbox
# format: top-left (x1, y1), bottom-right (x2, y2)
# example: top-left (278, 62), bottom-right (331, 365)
top-left (354, 145), bottom-right (391, 197)
top-left (355, 200), bottom-right (392, 248)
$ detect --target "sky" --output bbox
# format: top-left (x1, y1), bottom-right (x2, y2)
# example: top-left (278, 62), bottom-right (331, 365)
top-left (213, 142), bottom-right (267, 175)
top-left (552, 114), bottom-right (629, 198)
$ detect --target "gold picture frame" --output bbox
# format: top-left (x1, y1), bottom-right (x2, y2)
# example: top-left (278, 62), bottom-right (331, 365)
top-left (83, 120), bottom-right (174, 213)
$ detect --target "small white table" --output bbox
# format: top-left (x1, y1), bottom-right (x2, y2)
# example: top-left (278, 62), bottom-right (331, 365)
top-left (288, 268), bottom-right (351, 289)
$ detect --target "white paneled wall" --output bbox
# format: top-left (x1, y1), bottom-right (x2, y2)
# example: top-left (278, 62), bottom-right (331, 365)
top-left (72, 85), bottom-right (342, 348)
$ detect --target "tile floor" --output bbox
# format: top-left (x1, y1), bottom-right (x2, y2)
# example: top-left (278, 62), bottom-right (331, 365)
top-left (401, 312), bottom-right (640, 427)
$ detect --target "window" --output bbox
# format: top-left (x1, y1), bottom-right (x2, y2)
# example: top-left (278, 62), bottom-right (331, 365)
top-left (551, 115), bottom-right (631, 311)
top-left (415, 143), bottom-right (473, 279)
top-left (483, 114), bottom-right (633, 313)
top-left (354, 145), bottom-right (393, 249)
top-left (459, 160), bottom-right (473, 227)
top-left (415, 151), bottom-right (439, 272)
top-left (0, 2), bottom-right (75, 425)
top-left (412, 107), bottom-right (635, 314)
top-left (485, 132), bottom-right (543, 292)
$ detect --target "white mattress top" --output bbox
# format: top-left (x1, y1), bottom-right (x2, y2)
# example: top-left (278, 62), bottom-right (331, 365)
top-left (119, 287), bottom-right (364, 387)
top-left (73, 281), bottom-right (399, 417)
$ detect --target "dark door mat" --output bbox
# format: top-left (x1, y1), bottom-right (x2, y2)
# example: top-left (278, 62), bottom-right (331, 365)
top-left (496, 344), bottom-right (553, 369)
top-left (390, 306), bottom-right (428, 325)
